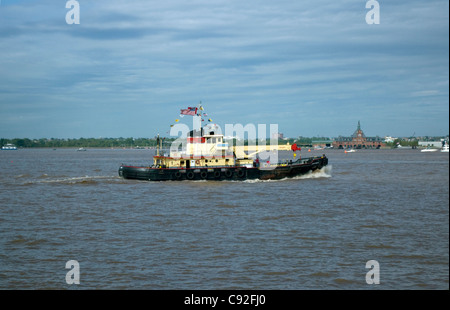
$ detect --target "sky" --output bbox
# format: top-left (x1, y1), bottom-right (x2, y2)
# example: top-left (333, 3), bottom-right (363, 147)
top-left (0, 0), bottom-right (448, 139)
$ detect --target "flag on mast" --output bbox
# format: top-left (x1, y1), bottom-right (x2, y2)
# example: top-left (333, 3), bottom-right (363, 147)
top-left (180, 107), bottom-right (198, 116)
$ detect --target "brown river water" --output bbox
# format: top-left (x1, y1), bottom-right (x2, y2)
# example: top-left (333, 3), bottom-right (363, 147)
top-left (0, 148), bottom-right (448, 289)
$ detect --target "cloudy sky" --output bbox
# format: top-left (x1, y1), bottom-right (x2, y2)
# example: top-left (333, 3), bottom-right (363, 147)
top-left (0, 0), bottom-right (448, 139)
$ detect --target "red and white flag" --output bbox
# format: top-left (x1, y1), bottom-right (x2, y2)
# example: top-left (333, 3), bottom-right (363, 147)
top-left (180, 107), bottom-right (198, 116)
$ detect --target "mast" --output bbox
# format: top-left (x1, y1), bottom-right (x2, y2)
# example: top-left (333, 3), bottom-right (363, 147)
top-left (192, 102), bottom-right (202, 134)
top-left (156, 134), bottom-right (160, 156)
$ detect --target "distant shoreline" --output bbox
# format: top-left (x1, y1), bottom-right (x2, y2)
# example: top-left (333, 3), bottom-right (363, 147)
top-left (1, 135), bottom-right (448, 149)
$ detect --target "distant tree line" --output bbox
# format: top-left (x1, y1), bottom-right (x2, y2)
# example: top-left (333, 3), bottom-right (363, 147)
top-left (1, 137), bottom-right (317, 148)
top-left (0, 137), bottom-right (174, 148)
top-left (385, 139), bottom-right (419, 148)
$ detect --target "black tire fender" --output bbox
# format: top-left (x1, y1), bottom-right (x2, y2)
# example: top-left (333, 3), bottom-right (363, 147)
top-left (237, 169), bottom-right (246, 178)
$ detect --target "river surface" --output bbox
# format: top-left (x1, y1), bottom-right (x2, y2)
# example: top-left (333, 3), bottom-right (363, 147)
top-left (0, 148), bottom-right (448, 289)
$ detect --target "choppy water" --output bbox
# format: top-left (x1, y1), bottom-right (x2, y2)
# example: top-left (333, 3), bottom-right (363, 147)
top-left (0, 148), bottom-right (448, 289)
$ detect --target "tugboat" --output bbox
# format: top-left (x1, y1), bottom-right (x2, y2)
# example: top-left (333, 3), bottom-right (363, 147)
top-left (118, 106), bottom-right (328, 181)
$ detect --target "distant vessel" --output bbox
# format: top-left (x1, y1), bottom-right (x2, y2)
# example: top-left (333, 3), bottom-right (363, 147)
top-left (345, 149), bottom-right (356, 153)
top-left (441, 141), bottom-right (449, 153)
top-left (396, 144), bottom-right (413, 149)
top-left (421, 147), bottom-right (437, 153)
top-left (119, 105), bottom-right (328, 181)
top-left (2, 143), bottom-right (17, 150)
top-left (77, 147), bottom-right (87, 152)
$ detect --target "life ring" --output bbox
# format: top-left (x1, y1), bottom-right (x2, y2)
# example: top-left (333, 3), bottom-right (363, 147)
top-left (225, 170), bottom-right (233, 178)
top-left (195, 160), bottom-right (200, 165)
top-left (237, 169), bottom-right (246, 178)
top-left (200, 171), bottom-right (208, 179)
top-left (214, 170), bottom-right (221, 178)
top-left (174, 171), bottom-right (182, 179)
top-left (186, 171), bottom-right (195, 180)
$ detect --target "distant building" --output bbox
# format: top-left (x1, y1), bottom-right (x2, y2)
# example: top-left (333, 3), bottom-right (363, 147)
top-left (384, 136), bottom-right (396, 143)
top-left (272, 132), bottom-right (284, 140)
top-left (333, 121), bottom-right (385, 149)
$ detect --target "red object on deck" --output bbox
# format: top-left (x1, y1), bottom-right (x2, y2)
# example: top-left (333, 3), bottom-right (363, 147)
top-left (291, 143), bottom-right (301, 151)
top-left (187, 137), bottom-right (206, 143)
